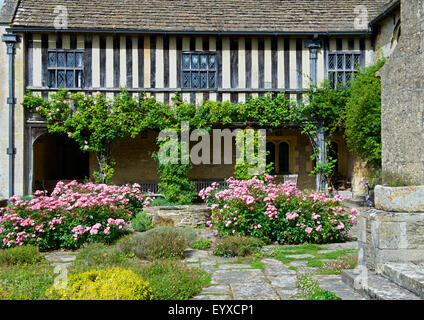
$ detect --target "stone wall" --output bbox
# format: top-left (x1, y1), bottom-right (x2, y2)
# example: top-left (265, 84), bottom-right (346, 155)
top-left (380, 0), bottom-right (424, 184)
top-left (143, 205), bottom-right (212, 228)
top-left (90, 128), bottom-right (318, 191)
top-left (357, 209), bottom-right (424, 271)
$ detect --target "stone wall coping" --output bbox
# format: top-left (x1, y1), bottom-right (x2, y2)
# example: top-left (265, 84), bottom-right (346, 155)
top-left (144, 205), bottom-right (210, 211)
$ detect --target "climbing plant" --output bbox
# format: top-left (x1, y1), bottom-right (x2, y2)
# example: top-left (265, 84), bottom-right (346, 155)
top-left (23, 60), bottom-right (383, 202)
top-left (344, 59), bottom-right (385, 172)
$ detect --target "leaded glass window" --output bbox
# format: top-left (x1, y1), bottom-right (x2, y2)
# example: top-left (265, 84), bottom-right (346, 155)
top-left (47, 49), bottom-right (84, 88)
top-left (181, 52), bottom-right (217, 89)
top-left (327, 51), bottom-right (362, 89)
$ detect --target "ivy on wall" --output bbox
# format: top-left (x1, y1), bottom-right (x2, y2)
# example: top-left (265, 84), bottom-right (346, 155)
top-left (23, 60), bottom-right (383, 203)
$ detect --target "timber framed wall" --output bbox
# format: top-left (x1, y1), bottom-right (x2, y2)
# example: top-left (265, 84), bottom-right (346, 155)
top-left (23, 33), bottom-right (375, 104)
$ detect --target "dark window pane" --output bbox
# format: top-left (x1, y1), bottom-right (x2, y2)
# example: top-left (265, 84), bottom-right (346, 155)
top-left (57, 52), bottom-right (66, 67)
top-left (183, 71), bottom-right (190, 88)
top-left (209, 55), bottom-right (216, 69)
top-left (200, 72), bottom-right (207, 89)
top-left (279, 142), bottom-right (289, 173)
top-left (67, 52), bottom-right (75, 67)
top-left (346, 55), bottom-right (352, 69)
top-left (57, 70), bottom-right (65, 87)
top-left (191, 72), bottom-right (199, 88)
top-left (208, 72), bottom-right (216, 88)
top-left (48, 52), bottom-right (56, 67)
top-left (76, 53), bottom-right (83, 68)
top-left (337, 55), bottom-right (344, 70)
top-left (329, 71), bottom-right (335, 88)
top-left (191, 55), bottom-right (199, 69)
top-left (328, 54), bottom-right (335, 70)
top-left (48, 70), bottom-right (56, 87)
top-left (354, 54), bottom-right (361, 69)
top-left (183, 54), bottom-right (190, 69)
top-left (266, 142), bottom-right (276, 174)
top-left (200, 55), bottom-right (208, 69)
top-left (66, 70), bottom-right (74, 87)
top-left (345, 72), bottom-right (352, 84)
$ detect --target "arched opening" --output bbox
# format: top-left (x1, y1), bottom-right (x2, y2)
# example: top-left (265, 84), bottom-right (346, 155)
top-left (266, 142), bottom-right (276, 174)
top-left (33, 133), bottom-right (89, 194)
top-left (278, 142), bottom-right (289, 174)
top-left (328, 142), bottom-right (339, 174)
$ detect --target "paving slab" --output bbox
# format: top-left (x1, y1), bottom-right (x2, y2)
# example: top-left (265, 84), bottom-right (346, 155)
top-left (211, 269), bottom-right (266, 284)
top-left (264, 264), bottom-right (296, 276)
top-left (285, 254), bottom-right (315, 259)
top-left (231, 282), bottom-right (279, 300)
top-left (201, 285), bottom-right (231, 295)
top-left (218, 264), bottom-right (253, 270)
top-left (313, 275), bottom-right (364, 300)
top-left (191, 295), bottom-right (232, 300)
top-left (267, 275), bottom-right (297, 288)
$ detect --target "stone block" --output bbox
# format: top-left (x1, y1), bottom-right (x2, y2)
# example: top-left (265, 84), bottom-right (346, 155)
top-left (358, 209), bottom-right (424, 271)
top-left (374, 185), bottom-right (424, 212)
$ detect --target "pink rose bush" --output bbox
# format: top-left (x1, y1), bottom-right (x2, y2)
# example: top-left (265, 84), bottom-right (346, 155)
top-left (200, 176), bottom-right (357, 244)
top-left (0, 181), bottom-right (154, 250)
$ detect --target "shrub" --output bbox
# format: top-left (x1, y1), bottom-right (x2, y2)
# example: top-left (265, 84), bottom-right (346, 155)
top-left (200, 176), bottom-right (357, 244)
top-left (131, 210), bottom-right (154, 232)
top-left (344, 59), bottom-right (385, 171)
top-left (45, 267), bottom-right (154, 300)
top-left (213, 236), bottom-right (265, 257)
top-left (191, 239), bottom-right (212, 250)
top-left (139, 260), bottom-right (210, 300)
top-left (119, 226), bottom-right (189, 260)
top-left (75, 243), bottom-right (128, 266)
top-left (0, 245), bottom-right (43, 265)
top-left (0, 181), bottom-right (154, 250)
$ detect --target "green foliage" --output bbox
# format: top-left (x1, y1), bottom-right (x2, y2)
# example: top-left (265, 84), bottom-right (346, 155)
top-left (24, 67), bottom-right (384, 196)
top-left (45, 267), bottom-right (154, 300)
top-left (138, 259), bottom-right (210, 300)
top-left (118, 226), bottom-right (189, 260)
top-left (75, 242), bottom-right (128, 266)
top-left (0, 245), bottom-right (43, 265)
top-left (203, 177), bottom-right (357, 244)
top-left (0, 263), bottom-right (55, 300)
top-left (149, 197), bottom-right (179, 207)
top-left (344, 59), bottom-right (385, 171)
top-left (191, 239), bottom-right (212, 250)
top-left (213, 236), bottom-right (265, 257)
top-left (131, 210), bottom-right (154, 232)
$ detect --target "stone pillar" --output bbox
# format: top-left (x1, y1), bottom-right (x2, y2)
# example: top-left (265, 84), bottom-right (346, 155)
top-left (380, 0), bottom-right (424, 184)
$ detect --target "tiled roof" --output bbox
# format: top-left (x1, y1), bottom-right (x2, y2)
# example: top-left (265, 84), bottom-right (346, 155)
top-left (11, 0), bottom-right (388, 33)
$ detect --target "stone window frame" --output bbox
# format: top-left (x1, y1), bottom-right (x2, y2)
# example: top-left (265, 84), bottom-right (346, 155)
top-left (47, 49), bottom-right (84, 89)
top-left (181, 51), bottom-right (218, 90)
top-left (327, 50), bottom-right (362, 88)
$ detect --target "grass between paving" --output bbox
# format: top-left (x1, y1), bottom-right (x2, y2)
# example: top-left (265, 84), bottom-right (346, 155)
top-left (260, 244), bottom-right (358, 275)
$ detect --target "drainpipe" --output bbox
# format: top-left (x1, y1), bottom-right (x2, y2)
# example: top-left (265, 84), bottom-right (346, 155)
top-left (2, 32), bottom-right (20, 198)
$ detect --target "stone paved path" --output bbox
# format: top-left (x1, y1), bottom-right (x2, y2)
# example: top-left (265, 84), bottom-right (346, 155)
top-left (187, 241), bottom-right (363, 300)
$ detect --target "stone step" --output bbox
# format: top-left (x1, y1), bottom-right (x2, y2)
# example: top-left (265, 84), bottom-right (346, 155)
top-left (380, 262), bottom-right (424, 299)
top-left (341, 268), bottom-right (421, 300)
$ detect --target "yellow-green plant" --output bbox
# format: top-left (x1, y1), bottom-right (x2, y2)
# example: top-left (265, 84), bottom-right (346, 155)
top-left (45, 267), bottom-right (154, 300)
